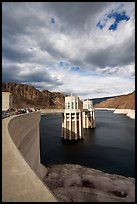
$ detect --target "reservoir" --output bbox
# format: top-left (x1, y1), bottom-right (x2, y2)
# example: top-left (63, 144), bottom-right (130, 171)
top-left (40, 110), bottom-right (135, 178)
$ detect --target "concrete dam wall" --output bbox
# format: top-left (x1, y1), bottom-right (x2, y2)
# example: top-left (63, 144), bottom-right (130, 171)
top-left (2, 112), bottom-right (57, 202)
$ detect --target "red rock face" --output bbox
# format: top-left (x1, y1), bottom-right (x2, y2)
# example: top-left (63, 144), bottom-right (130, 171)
top-left (95, 91), bottom-right (135, 110)
top-left (2, 82), bottom-right (66, 109)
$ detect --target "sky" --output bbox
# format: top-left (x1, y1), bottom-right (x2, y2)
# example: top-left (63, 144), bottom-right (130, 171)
top-left (2, 2), bottom-right (135, 100)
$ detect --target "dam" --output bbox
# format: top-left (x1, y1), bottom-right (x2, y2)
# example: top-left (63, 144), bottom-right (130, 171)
top-left (2, 108), bottom-right (135, 202)
top-left (2, 112), bottom-right (57, 202)
top-left (2, 96), bottom-right (96, 201)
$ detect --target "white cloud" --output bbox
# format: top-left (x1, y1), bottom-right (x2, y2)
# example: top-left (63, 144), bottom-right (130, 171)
top-left (2, 2), bottom-right (135, 99)
top-left (46, 64), bottom-right (135, 99)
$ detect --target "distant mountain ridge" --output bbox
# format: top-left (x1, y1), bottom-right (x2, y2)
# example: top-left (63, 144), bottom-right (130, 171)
top-left (2, 82), bottom-right (135, 110)
top-left (92, 96), bottom-right (116, 105)
top-left (95, 91), bottom-right (135, 110)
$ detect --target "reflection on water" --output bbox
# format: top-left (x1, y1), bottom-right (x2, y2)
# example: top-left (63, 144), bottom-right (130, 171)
top-left (40, 110), bottom-right (135, 177)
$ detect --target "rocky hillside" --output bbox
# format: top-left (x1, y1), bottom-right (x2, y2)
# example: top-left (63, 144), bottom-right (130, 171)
top-left (2, 82), bottom-right (135, 110)
top-left (2, 82), bottom-right (66, 109)
top-left (95, 91), bottom-right (135, 110)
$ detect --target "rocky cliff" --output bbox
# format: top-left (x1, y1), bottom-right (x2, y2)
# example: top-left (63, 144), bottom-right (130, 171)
top-left (95, 91), bottom-right (135, 110)
top-left (2, 82), bottom-right (66, 109)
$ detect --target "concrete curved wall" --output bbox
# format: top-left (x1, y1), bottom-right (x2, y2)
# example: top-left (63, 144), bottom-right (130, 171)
top-left (2, 112), bottom-right (57, 202)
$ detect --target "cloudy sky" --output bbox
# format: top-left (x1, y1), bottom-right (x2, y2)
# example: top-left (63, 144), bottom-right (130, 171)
top-left (2, 2), bottom-right (135, 99)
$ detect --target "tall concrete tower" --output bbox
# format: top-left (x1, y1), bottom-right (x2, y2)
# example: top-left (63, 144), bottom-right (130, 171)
top-left (2, 91), bottom-right (13, 111)
top-left (62, 96), bottom-right (96, 140)
top-left (82, 99), bottom-right (96, 128)
top-left (62, 96), bottom-right (83, 140)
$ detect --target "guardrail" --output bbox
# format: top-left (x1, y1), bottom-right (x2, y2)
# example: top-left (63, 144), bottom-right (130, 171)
top-left (40, 109), bottom-right (65, 114)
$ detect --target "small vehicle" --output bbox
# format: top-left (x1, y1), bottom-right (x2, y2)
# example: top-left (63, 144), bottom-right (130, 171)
top-left (2, 111), bottom-right (10, 119)
top-left (16, 109), bottom-right (26, 115)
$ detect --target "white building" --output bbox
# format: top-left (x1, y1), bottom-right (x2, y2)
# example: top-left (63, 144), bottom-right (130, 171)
top-left (62, 96), bottom-right (83, 140)
top-left (62, 96), bottom-right (96, 140)
top-left (65, 96), bottom-right (79, 109)
top-left (2, 91), bottom-right (12, 111)
top-left (83, 99), bottom-right (93, 110)
top-left (82, 99), bottom-right (96, 128)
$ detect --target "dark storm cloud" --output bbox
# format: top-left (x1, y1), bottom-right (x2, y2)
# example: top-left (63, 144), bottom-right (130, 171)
top-left (2, 65), bottom-right (21, 83)
top-left (2, 47), bottom-right (34, 63)
top-left (2, 64), bottom-right (62, 87)
top-left (2, 2), bottom-right (47, 34)
top-left (40, 2), bottom-right (112, 32)
top-left (2, 2), bottom-right (135, 69)
top-left (19, 72), bottom-right (62, 84)
top-left (85, 33), bottom-right (135, 69)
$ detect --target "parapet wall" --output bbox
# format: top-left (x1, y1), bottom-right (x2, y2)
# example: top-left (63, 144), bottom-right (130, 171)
top-left (8, 112), bottom-right (46, 179)
top-left (2, 112), bottom-right (57, 202)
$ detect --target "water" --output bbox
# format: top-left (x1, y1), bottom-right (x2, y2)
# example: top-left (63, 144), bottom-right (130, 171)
top-left (40, 110), bottom-right (135, 178)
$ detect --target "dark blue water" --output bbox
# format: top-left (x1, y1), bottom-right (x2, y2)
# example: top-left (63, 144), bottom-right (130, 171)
top-left (40, 110), bottom-right (135, 178)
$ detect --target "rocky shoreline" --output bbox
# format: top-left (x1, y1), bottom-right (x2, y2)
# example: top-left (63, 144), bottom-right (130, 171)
top-left (43, 164), bottom-right (135, 202)
top-left (95, 108), bottom-right (135, 119)
top-left (113, 109), bottom-right (135, 119)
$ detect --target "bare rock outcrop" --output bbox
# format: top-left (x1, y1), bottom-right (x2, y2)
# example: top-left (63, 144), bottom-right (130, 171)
top-left (43, 164), bottom-right (135, 202)
top-left (2, 82), bottom-right (66, 109)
